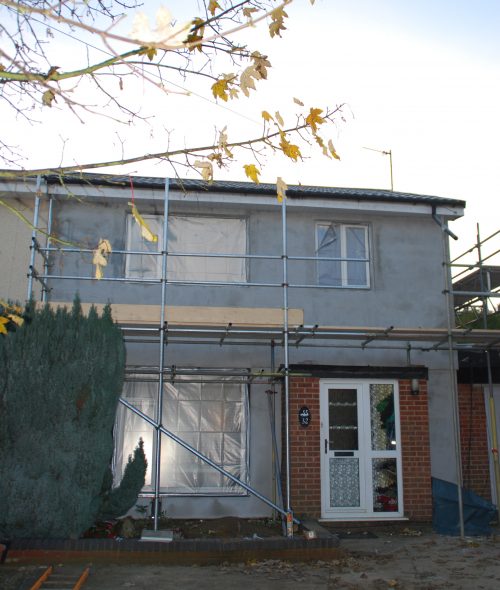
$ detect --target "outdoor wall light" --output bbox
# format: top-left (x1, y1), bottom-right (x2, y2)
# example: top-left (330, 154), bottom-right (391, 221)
top-left (411, 378), bottom-right (420, 395)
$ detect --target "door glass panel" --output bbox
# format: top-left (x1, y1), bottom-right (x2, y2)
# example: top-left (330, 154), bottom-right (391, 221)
top-left (329, 388), bottom-right (358, 450)
top-left (372, 458), bottom-right (398, 512)
top-left (370, 384), bottom-right (396, 450)
top-left (330, 458), bottom-right (360, 507)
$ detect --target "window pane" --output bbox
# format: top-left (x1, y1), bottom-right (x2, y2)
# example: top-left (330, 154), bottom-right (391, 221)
top-left (346, 227), bottom-right (368, 286)
top-left (372, 458), bottom-right (398, 512)
top-left (370, 384), bottom-right (397, 451)
top-left (328, 389), bottom-right (358, 450)
top-left (329, 457), bottom-right (360, 507)
top-left (317, 224), bottom-right (341, 286)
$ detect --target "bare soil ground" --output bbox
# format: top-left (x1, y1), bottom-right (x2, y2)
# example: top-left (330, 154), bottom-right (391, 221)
top-left (2, 523), bottom-right (500, 589)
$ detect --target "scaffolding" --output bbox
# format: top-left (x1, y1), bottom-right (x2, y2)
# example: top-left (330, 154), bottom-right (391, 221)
top-left (24, 175), bottom-right (500, 538)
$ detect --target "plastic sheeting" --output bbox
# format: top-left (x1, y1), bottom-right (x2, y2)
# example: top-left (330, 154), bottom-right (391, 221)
top-left (432, 477), bottom-right (496, 535)
top-left (125, 215), bottom-right (247, 282)
top-left (114, 377), bottom-right (249, 495)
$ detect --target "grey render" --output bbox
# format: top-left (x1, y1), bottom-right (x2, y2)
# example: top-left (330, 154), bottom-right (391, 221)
top-left (0, 175), bottom-right (465, 518)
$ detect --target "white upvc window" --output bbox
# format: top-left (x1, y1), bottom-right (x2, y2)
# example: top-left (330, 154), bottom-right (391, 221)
top-left (125, 215), bottom-right (247, 282)
top-left (316, 223), bottom-right (370, 288)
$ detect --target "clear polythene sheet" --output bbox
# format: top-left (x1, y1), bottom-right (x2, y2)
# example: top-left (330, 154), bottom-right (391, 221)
top-left (113, 376), bottom-right (248, 494)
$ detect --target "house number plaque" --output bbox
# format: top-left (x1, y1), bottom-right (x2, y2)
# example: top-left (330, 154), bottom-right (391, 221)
top-left (298, 406), bottom-right (311, 427)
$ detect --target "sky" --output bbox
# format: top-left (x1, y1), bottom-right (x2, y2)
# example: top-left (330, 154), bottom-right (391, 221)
top-left (2, 0), bottom-right (500, 258)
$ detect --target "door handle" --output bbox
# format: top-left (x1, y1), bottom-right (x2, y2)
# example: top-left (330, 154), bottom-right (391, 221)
top-left (324, 438), bottom-right (328, 454)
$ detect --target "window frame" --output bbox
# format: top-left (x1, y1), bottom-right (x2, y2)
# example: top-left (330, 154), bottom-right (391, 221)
top-left (125, 213), bottom-right (248, 283)
top-left (315, 222), bottom-right (371, 289)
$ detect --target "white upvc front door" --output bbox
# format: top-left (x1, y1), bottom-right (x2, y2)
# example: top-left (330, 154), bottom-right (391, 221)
top-left (320, 379), bottom-right (404, 520)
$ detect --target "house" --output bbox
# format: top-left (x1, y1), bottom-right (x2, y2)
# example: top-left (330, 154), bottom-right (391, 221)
top-left (1, 173), bottom-right (499, 529)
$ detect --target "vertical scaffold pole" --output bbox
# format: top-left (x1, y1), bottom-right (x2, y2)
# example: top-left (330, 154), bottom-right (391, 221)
top-left (153, 178), bottom-right (170, 531)
top-left (42, 188), bottom-right (54, 303)
top-left (477, 224), bottom-right (500, 512)
top-left (27, 176), bottom-right (42, 301)
top-left (442, 220), bottom-right (465, 538)
top-left (281, 195), bottom-right (293, 536)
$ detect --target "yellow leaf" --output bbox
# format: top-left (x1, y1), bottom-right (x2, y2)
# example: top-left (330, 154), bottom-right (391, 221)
top-left (280, 138), bottom-right (302, 161)
top-left (194, 160), bottom-right (214, 182)
top-left (243, 7), bottom-right (258, 17)
top-left (212, 78), bottom-right (230, 102)
top-left (293, 97), bottom-right (304, 106)
top-left (275, 111), bottom-right (284, 127)
top-left (145, 46), bottom-right (157, 61)
top-left (92, 238), bottom-right (112, 280)
top-left (251, 51), bottom-right (271, 80)
top-left (185, 18), bottom-right (204, 51)
top-left (218, 127), bottom-right (233, 159)
top-left (328, 139), bottom-right (341, 160)
top-left (305, 107), bottom-right (325, 132)
top-left (262, 110), bottom-right (273, 122)
top-left (240, 65), bottom-right (261, 97)
top-left (42, 89), bottom-right (56, 107)
top-left (208, 0), bottom-right (221, 16)
top-left (276, 177), bottom-right (287, 202)
top-left (7, 314), bottom-right (24, 327)
top-left (0, 317), bottom-right (8, 335)
top-left (243, 164), bottom-right (261, 184)
top-left (269, 5), bottom-right (288, 38)
top-left (129, 203), bottom-right (158, 243)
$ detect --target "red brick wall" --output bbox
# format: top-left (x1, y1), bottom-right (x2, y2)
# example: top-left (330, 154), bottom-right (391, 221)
top-left (458, 383), bottom-right (491, 500)
top-left (285, 377), bottom-right (432, 521)
top-left (399, 379), bottom-right (432, 521)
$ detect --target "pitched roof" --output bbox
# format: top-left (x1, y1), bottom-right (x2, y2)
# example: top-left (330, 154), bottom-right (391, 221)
top-left (43, 173), bottom-right (466, 208)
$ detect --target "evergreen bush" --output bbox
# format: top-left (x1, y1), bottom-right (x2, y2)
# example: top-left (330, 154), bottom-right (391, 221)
top-left (0, 298), bottom-right (146, 539)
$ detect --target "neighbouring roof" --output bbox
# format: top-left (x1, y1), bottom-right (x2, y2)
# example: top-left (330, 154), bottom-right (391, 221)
top-left (42, 173), bottom-right (466, 209)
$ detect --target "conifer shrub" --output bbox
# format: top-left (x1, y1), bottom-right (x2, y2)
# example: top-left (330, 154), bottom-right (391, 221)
top-left (0, 298), bottom-right (146, 539)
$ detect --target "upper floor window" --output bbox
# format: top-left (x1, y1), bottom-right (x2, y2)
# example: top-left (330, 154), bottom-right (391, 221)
top-left (125, 215), bottom-right (247, 282)
top-left (316, 223), bottom-right (370, 288)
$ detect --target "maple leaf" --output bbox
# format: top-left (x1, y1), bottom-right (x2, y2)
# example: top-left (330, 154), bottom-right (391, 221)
top-left (42, 89), bottom-right (56, 107)
top-left (240, 65), bottom-right (261, 97)
top-left (251, 51), bottom-right (271, 80)
top-left (145, 46), bottom-right (157, 61)
top-left (243, 7), bottom-right (258, 18)
top-left (208, 0), bottom-right (221, 16)
top-left (244, 164), bottom-right (261, 184)
top-left (280, 138), bottom-right (302, 161)
top-left (328, 139), bottom-right (341, 160)
top-left (185, 18), bottom-right (205, 51)
top-left (194, 160), bottom-right (214, 182)
top-left (269, 5), bottom-right (288, 38)
top-left (276, 177), bottom-right (287, 203)
top-left (129, 202), bottom-right (158, 243)
top-left (0, 317), bottom-right (8, 335)
top-left (218, 127), bottom-right (233, 158)
top-left (293, 97), bottom-right (304, 106)
top-left (212, 78), bottom-right (230, 102)
top-left (314, 134), bottom-right (328, 157)
top-left (130, 8), bottom-right (190, 47)
top-left (305, 107), bottom-right (325, 132)
top-left (92, 238), bottom-right (112, 280)
top-left (275, 111), bottom-right (284, 127)
top-left (262, 110), bottom-right (273, 122)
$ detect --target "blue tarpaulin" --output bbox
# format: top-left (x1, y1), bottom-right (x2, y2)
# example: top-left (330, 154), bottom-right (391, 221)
top-left (432, 477), bottom-right (497, 536)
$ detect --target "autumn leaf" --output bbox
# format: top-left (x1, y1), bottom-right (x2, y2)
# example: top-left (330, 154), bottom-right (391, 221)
top-left (208, 0), bottom-right (221, 16)
top-left (46, 65), bottom-right (60, 79)
top-left (185, 18), bottom-right (205, 51)
top-left (129, 202), bottom-right (158, 243)
top-left (293, 97), bottom-right (304, 106)
top-left (269, 4), bottom-right (288, 38)
top-left (328, 139), bottom-right (341, 160)
top-left (243, 7), bottom-right (258, 18)
top-left (92, 238), bottom-right (112, 280)
top-left (145, 46), bottom-right (157, 61)
top-left (262, 110), bottom-right (273, 122)
top-left (305, 107), bottom-right (325, 132)
top-left (212, 78), bottom-right (230, 101)
top-left (251, 51), bottom-right (271, 79)
top-left (218, 127), bottom-right (233, 158)
top-left (7, 313), bottom-right (24, 327)
top-left (244, 164), bottom-right (261, 184)
top-left (280, 137), bottom-right (302, 161)
top-left (276, 177), bottom-right (287, 202)
top-left (240, 65), bottom-right (261, 97)
top-left (275, 111), bottom-right (284, 127)
top-left (42, 89), bottom-right (56, 107)
top-left (194, 160), bottom-right (214, 182)
top-left (0, 317), bottom-right (8, 335)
